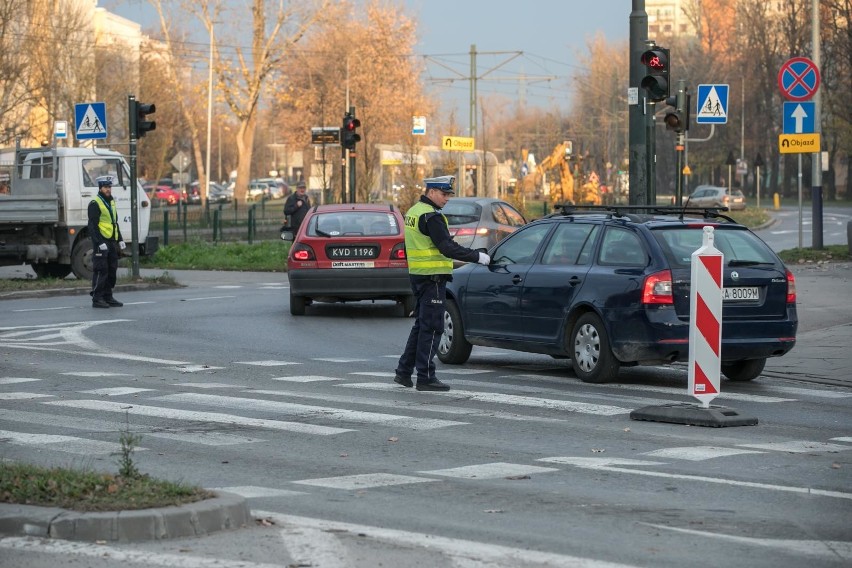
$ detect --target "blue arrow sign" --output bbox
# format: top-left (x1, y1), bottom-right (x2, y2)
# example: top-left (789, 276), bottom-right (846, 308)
top-left (75, 102), bottom-right (107, 140)
top-left (695, 84), bottom-right (729, 124)
top-left (782, 101), bottom-right (815, 134)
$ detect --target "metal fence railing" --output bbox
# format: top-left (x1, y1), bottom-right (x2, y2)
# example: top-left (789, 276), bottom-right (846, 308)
top-left (149, 199), bottom-right (282, 246)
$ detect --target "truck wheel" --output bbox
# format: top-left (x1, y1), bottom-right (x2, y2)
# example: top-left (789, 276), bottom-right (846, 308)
top-left (721, 358), bottom-right (766, 382)
top-left (31, 263), bottom-right (72, 279)
top-left (71, 240), bottom-right (94, 281)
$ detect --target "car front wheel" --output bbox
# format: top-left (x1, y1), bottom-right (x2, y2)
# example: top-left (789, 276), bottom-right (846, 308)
top-left (437, 299), bottom-right (472, 364)
top-left (570, 313), bottom-right (619, 383)
top-left (721, 358), bottom-right (766, 381)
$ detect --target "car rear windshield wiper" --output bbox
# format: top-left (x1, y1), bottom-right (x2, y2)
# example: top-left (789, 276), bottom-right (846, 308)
top-left (728, 260), bottom-right (774, 266)
top-left (315, 228), bottom-right (333, 237)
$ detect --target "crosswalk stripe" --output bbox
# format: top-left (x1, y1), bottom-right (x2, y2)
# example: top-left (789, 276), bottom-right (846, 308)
top-left (148, 432), bottom-right (264, 446)
top-left (452, 379), bottom-right (671, 407)
top-left (61, 372), bottom-right (132, 377)
top-left (247, 389), bottom-right (572, 425)
top-left (420, 462), bottom-right (559, 479)
top-left (165, 365), bottom-right (225, 373)
top-left (0, 409), bottom-right (130, 432)
top-left (156, 393), bottom-right (469, 430)
top-left (0, 392), bottom-right (53, 400)
top-left (235, 360), bottom-right (301, 366)
top-left (293, 473), bottom-right (435, 490)
top-left (736, 441), bottom-right (852, 453)
top-left (43, 400), bottom-right (353, 436)
top-left (340, 383), bottom-right (629, 415)
top-left (210, 486), bottom-right (307, 498)
top-left (80, 387), bottom-right (153, 396)
top-left (641, 446), bottom-right (764, 461)
top-left (313, 358), bottom-right (369, 363)
top-left (0, 429), bottom-right (135, 455)
top-left (271, 376), bottom-right (341, 383)
top-left (0, 378), bottom-right (39, 385)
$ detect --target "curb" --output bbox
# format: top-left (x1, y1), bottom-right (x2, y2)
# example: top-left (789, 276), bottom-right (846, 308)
top-left (0, 491), bottom-right (250, 542)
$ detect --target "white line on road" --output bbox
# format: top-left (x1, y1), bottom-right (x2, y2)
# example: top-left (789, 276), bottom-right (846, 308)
top-left (12, 306), bottom-right (75, 312)
top-left (641, 446), bottom-right (764, 461)
top-left (420, 462), bottom-right (560, 479)
top-left (341, 382), bottom-right (629, 415)
top-left (0, 537), bottom-right (287, 568)
top-left (0, 377), bottom-right (39, 384)
top-left (258, 512), bottom-right (642, 568)
top-left (183, 295), bottom-right (237, 301)
top-left (293, 473), bottom-right (436, 490)
top-left (642, 523), bottom-right (852, 561)
top-left (156, 392), bottom-right (469, 430)
top-left (0, 392), bottom-right (53, 400)
top-left (44, 399), bottom-right (353, 436)
top-left (0, 429), bottom-right (136, 455)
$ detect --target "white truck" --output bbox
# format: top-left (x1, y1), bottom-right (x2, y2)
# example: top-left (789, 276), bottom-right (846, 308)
top-left (0, 146), bottom-right (158, 280)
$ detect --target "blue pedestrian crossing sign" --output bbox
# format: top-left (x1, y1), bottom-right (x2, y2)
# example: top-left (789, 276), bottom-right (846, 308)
top-left (782, 101), bottom-right (815, 134)
top-left (75, 102), bottom-right (107, 140)
top-left (695, 84), bottom-right (729, 124)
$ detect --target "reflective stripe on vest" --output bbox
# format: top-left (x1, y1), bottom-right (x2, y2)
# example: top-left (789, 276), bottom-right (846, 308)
top-left (93, 195), bottom-right (118, 240)
top-left (405, 201), bottom-right (453, 275)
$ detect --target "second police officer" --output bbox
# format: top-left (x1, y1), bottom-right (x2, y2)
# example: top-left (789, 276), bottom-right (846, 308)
top-left (394, 175), bottom-right (490, 392)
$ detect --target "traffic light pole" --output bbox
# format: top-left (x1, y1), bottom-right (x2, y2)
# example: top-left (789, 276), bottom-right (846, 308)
top-left (674, 80), bottom-right (687, 204)
top-left (628, 0), bottom-right (649, 206)
top-left (348, 105), bottom-right (356, 203)
top-left (127, 95), bottom-right (140, 279)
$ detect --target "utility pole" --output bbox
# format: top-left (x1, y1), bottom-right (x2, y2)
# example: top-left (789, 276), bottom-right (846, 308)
top-left (628, 0), bottom-right (649, 206)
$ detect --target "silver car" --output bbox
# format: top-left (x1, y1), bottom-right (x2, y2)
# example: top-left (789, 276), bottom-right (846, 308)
top-left (441, 197), bottom-right (527, 251)
top-left (686, 185), bottom-right (746, 211)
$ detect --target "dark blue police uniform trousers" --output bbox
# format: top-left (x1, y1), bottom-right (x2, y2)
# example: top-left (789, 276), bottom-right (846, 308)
top-left (90, 240), bottom-right (119, 301)
top-left (396, 275), bottom-right (446, 383)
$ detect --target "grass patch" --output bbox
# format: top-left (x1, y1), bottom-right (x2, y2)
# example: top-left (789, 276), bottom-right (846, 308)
top-left (777, 244), bottom-right (850, 265)
top-left (0, 273), bottom-right (178, 293)
top-left (727, 207), bottom-right (770, 228)
top-left (0, 462), bottom-right (213, 512)
top-left (140, 240), bottom-right (290, 272)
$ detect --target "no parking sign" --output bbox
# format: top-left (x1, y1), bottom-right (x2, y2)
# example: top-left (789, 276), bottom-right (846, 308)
top-left (778, 57), bottom-right (820, 102)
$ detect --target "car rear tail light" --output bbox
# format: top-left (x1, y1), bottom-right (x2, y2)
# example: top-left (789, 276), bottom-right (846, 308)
top-left (786, 269), bottom-right (796, 303)
top-left (453, 227), bottom-right (489, 237)
top-left (642, 269), bottom-right (674, 305)
top-left (291, 243), bottom-right (315, 261)
top-left (390, 242), bottom-right (407, 260)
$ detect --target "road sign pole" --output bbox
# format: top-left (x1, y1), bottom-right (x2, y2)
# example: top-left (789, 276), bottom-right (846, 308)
top-left (798, 153), bottom-right (803, 249)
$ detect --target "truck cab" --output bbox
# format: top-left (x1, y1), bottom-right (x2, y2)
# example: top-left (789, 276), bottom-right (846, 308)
top-left (0, 147), bottom-right (157, 280)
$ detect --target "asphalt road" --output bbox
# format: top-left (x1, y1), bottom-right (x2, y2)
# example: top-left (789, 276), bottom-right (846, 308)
top-left (1, 268), bottom-right (850, 568)
top-left (755, 204), bottom-right (851, 251)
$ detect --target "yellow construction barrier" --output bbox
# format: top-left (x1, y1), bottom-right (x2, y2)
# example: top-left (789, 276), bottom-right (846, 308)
top-left (773, 193), bottom-right (780, 210)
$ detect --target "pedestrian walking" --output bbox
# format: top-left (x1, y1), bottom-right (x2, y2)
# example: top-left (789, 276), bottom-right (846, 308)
top-left (395, 175), bottom-right (490, 391)
top-left (283, 181), bottom-right (311, 234)
top-left (88, 175), bottom-right (125, 308)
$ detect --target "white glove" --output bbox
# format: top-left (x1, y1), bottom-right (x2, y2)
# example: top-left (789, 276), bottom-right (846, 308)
top-left (98, 243), bottom-right (107, 251)
top-left (119, 241), bottom-right (126, 250)
top-left (477, 252), bottom-right (491, 265)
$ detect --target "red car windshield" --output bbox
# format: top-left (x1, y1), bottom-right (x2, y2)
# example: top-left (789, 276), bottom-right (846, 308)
top-left (307, 212), bottom-right (401, 237)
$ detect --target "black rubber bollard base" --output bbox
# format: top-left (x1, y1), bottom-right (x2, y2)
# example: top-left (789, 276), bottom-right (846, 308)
top-left (630, 402), bottom-right (758, 427)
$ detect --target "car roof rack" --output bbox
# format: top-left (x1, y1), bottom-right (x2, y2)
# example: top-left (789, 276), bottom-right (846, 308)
top-left (550, 204), bottom-right (737, 224)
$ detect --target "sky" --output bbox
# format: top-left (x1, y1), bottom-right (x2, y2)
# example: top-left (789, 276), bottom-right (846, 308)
top-left (101, 0), bottom-right (629, 124)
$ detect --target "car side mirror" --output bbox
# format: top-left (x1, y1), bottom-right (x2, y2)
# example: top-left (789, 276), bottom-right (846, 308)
top-left (280, 227), bottom-right (295, 242)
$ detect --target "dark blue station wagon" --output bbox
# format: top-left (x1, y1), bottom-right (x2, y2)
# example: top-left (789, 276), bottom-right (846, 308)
top-left (438, 207), bottom-right (797, 384)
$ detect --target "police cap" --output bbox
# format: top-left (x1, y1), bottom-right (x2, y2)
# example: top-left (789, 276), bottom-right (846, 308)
top-left (424, 175), bottom-right (455, 193)
top-left (96, 175), bottom-right (115, 187)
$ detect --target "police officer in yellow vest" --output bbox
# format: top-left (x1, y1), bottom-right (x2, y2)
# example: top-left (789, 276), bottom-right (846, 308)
top-left (88, 175), bottom-right (126, 308)
top-left (394, 176), bottom-right (490, 391)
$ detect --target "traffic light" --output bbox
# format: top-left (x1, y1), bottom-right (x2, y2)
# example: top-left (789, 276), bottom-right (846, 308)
top-left (640, 47), bottom-right (670, 102)
top-left (129, 100), bottom-right (156, 139)
top-left (341, 113), bottom-right (361, 150)
top-left (663, 89), bottom-right (689, 133)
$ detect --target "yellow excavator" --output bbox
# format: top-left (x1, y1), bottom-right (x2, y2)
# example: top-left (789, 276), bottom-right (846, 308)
top-left (518, 142), bottom-right (601, 207)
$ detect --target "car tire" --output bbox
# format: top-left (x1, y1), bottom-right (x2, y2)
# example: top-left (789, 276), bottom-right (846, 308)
top-left (31, 262), bottom-right (72, 279)
top-left (570, 313), bottom-right (619, 383)
top-left (290, 292), bottom-right (306, 316)
top-left (721, 358), bottom-right (766, 382)
top-left (401, 295), bottom-right (416, 317)
top-left (437, 299), bottom-right (472, 365)
top-left (71, 239), bottom-right (94, 281)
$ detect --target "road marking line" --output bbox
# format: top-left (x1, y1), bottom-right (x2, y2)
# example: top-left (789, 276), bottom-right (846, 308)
top-left (0, 429), bottom-right (136, 455)
top-left (80, 387), bottom-right (153, 396)
top-left (0, 392), bottom-right (53, 400)
top-left (156, 393), bottom-right (468, 430)
top-left (12, 306), bottom-right (75, 312)
top-left (147, 431), bottom-right (263, 446)
top-left (210, 486), bottom-right (307, 498)
top-left (293, 473), bottom-right (436, 490)
top-left (165, 364), bottom-right (226, 373)
top-left (258, 512), bottom-right (642, 567)
top-left (341, 383), bottom-right (629, 415)
top-left (0, 409), bottom-right (129, 432)
top-left (0, 377), bottom-right (39, 385)
top-left (0, 537), bottom-right (285, 568)
top-left (537, 457), bottom-right (666, 467)
top-left (832, 437), bottom-right (852, 444)
top-left (61, 371), bottom-right (133, 377)
top-left (756, 384), bottom-right (852, 399)
top-left (420, 462), bottom-right (560, 479)
top-left (235, 360), bottom-right (301, 366)
top-left (737, 440), bottom-right (852, 453)
top-left (271, 376), bottom-right (341, 382)
top-left (540, 458), bottom-right (852, 500)
top-left (642, 446), bottom-right (764, 461)
top-left (44, 400), bottom-right (353, 436)
top-left (183, 295), bottom-right (237, 301)
top-left (175, 382), bottom-right (245, 389)
top-left (313, 358), bottom-right (369, 363)
top-left (642, 523), bottom-right (852, 560)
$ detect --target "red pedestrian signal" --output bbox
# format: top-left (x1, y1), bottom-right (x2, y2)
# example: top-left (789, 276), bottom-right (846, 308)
top-left (640, 47), bottom-right (670, 102)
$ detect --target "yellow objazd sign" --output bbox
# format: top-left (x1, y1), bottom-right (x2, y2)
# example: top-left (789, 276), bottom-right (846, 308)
top-left (442, 136), bottom-right (475, 151)
top-left (778, 133), bottom-right (820, 154)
